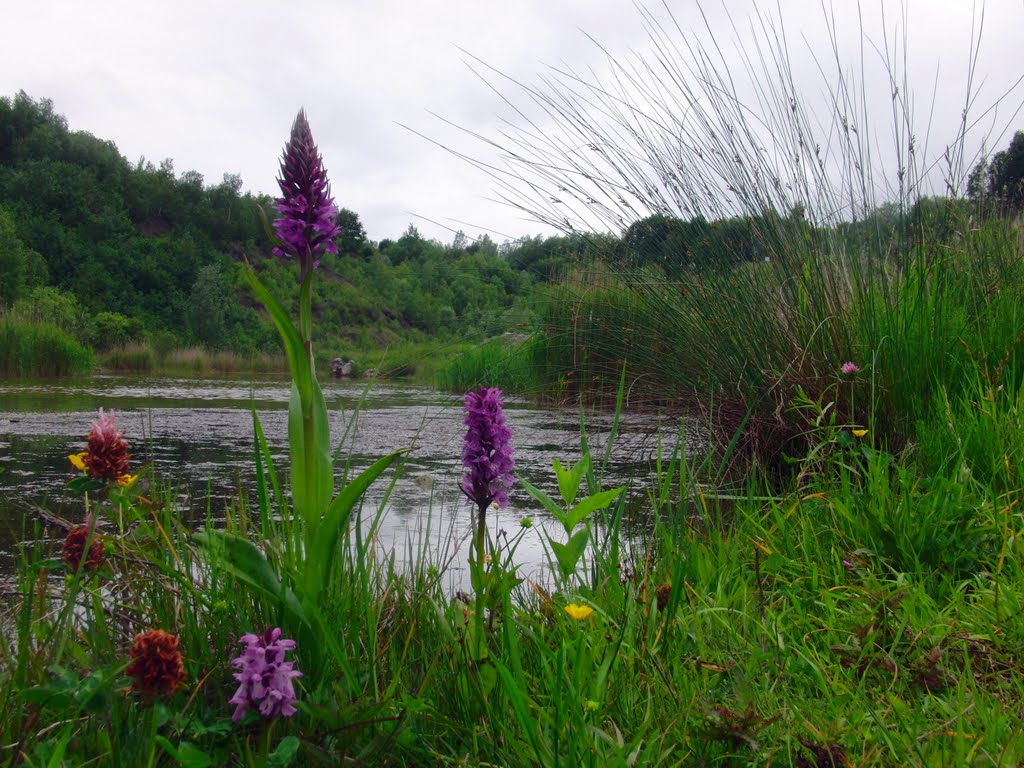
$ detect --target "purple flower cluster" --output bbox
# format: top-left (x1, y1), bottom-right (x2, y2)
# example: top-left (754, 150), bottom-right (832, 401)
top-left (228, 628), bottom-right (302, 721)
top-left (273, 109), bottom-right (341, 272)
top-left (840, 361), bottom-right (860, 375)
top-left (461, 387), bottom-right (515, 511)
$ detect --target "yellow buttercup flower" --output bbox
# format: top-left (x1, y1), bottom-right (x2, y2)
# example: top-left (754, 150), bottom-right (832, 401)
top-left (564, 603), bottom-right (594, 621)
top-left (852, 429), bottom-right (868, 438)
top-left (68, 452), bottom-right (88, 471)
top-left (116, 473), bottom-right (137, 487)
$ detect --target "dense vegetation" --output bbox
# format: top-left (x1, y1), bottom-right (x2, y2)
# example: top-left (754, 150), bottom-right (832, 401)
top-left (0, 92), bottom-right (608, 375)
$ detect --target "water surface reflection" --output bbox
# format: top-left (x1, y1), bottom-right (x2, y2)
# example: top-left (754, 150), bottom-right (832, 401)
top-left (0, 375), bottom-right (687, 586)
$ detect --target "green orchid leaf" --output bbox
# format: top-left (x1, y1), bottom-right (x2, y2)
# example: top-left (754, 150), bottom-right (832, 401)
top-left (306, 449), bottom-right (406, 600)
top-left (245, 265), bottom-right (332, 527)
top-left (268, 735), bottom-right (301, 768)
top-left (193, 530), bottom-right (307, 628)
top-left (67, 476), bottom-right (105, 493)
top-left (243, 265), bottom-right (307, 395)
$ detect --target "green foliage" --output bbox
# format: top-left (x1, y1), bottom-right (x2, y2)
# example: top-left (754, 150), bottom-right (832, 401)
top-left (0, 205), bottom-right (45, 307)
top-left (433, 336), bottom-right (547, 394)
top-left (7, 273), bottom-right (1024, 764)
top-left (0, 91), bottom-right (597, 375)
top-left (6, 7), bottom-right (1024, 764)
top-left (89, 311), bottom-right (142, 351)
top-left (97, 343), bottom-right (155, 373)
top-left (969, 130), bottom-right (1024, 215)
top-left (193, 261), bottom-right (405, 681)
top-left (186, 262), bottom-right (228, 348)
top-left (521, 453), bottom-right (625, 586)
top-left (12, 285), bottom-right (84, 332)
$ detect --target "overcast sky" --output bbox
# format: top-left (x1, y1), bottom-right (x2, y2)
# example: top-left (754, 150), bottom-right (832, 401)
top-left (3, 1), bottom-right (1022, 244)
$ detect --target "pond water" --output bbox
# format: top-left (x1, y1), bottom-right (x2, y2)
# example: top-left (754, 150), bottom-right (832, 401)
top-left (0, 375), bottom-right (687, 587)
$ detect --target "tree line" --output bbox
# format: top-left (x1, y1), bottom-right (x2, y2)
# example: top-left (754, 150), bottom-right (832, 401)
top-left (1, 91), bottom-right (1020, 360)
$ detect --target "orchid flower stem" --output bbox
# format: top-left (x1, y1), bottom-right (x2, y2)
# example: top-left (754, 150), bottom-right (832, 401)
top-left (473, 500), bottom-right (489, 660)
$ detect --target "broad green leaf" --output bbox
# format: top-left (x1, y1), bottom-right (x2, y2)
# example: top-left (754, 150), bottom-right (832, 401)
top-left (268, 735), bottom-right (301, 768)
top-left (518, 477), bottom-right (565, 520)
top-left (192, 530), bottom-right (307, 627)
top-left (308, 374), bottom-right (333, 512)
top-left (553, 455), bottom-right (590, 508)
top-left (243, 265), bottom-right (307, 395)
top-left (566, 487), bottom-right (626, 530)
top-left (549, 529), bottom-right (589, 579)
top-left (306, 449), bottom-right (406, 601)
top-left (477, 662), bottom-right (498, 699)
top-left (155, 737), bottom-right (215, 768)
top-left (245, 265), bottom-right (332, 526)
top-left (288, 380), bottom-right (332, 534)
top-left (67, 476), bottom-right (105, 493)
top-left (19, 685), bottom-right (74, 710)
top-left (287, 382), bottom-right (310, 522)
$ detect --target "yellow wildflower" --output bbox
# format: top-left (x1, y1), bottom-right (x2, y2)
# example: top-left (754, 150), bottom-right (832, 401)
top-left (68, 452), bottom-right (88, 471)
top-left (564, 603), bottom-right (594, 621)
top-left (116, 473), bottom-right (137, 487)
top-left (852, 429), bottom-right (868, 438)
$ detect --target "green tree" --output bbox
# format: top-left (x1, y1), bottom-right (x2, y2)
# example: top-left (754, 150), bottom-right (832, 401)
top-left (90, 311), bottom-right (141, 350)
top-left (969, 131), bottom-right (1024, 215)
top-left (187, 263), bottom-right (229, 347)
top-left (13, 286), bottom-right (83, 331)
top-left (0, 206), bottom-right (43, 306)
top-left (335, 207), bottom-right (373, 259)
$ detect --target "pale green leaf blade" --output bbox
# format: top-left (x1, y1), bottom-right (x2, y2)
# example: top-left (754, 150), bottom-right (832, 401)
top-left (567, 486), bottom-right (626, 530)
top-left (518, 476), bottom-right (566, 522)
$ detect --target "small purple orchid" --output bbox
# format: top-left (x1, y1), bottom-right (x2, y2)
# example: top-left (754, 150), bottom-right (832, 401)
top-left (228, 628), bottom-right (302, 721)
top-left (840, 361), bottom-right (860, 375)
top-left (461, 387), bottom-right (515, 512)
top-left (273, 109), bottom-right (341, 277)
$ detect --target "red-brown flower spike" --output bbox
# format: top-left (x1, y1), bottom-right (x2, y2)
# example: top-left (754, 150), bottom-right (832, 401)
top-left (63, 518), bottom-right (104, 573)
top-left (126, 629), bottom-right (185, 697)
top-left (83, 409), bottom-right (130, 483)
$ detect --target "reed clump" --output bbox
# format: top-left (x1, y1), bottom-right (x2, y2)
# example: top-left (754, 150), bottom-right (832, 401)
top-left (96, 343), bottom-right (287, 375)
top-left (0, 314), bottom-right (92, 376)
top-left (435, 2), bottom-right (1024, 469)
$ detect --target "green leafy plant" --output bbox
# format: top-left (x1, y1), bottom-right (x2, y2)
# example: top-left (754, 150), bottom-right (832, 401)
top-left (521, 453), bottom-right (625, 587)
top-left (193, 112), bottom-right (403, 674)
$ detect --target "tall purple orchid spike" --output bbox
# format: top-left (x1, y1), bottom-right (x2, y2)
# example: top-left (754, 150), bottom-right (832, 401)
top-left (273, 109), bottom-right (341, 280)
top-left (461, 387), bottom-right (515, 513)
